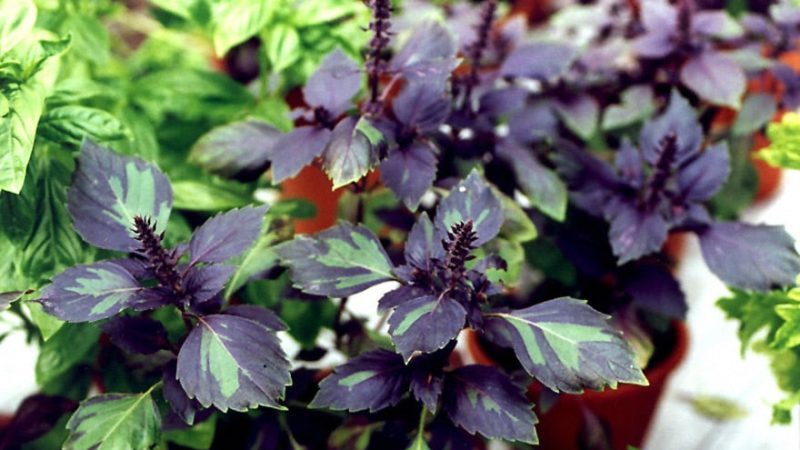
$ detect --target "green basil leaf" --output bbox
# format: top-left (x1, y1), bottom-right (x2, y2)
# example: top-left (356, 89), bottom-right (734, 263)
top-left (0, 0), bottom-right (36, 54)
top-left (264, 23), bottom-right (301, 73)
top-left (211, 0), bottom-right (277, 56)
top-left (39, 106), bottom-right (129, 145)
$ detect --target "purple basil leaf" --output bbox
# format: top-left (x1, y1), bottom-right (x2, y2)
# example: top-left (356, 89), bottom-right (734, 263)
top-left (484, 298), bottom-right (647, 393)
top-left (411, 370), bottom-right (443, 413)
top-left (479, 88), bottom-right (528, 120)
top-left (615, 138), bottom-right (645, 188)
top-left (39, 261), bottom-right (166, 322)
top-left (507, 101), bottom-right (558, 144)
top-left (497, 143), bottom-right (567, 221)
top-left (176, 313), bottom-right (291, 412)
top-left (622, 264), bottom-right (687, 319)
top-left (633, 30), bottom-right (676, 58)
top-left (387, 294), bottom-right (467, 362)
top-left (185, 264), bottom-right (237, 305)
top-left (108, 258), bottom-right (153, 279)
top-left (602, 85), bottom-right (656, 131)
top-left (275, 223), bottom-right (395, 297)
top-left (633, 0), bottom-right (677, 58)
top-left (68, 139), bottom-right (172, 252)
top-left (405, 212), bottom-right (444, 270)
top-left (392, 82), bottom-right (451, 132)
top-left (0, 290), bottom-right (27, 311)
top-left (380, 143), bottom-right (437, 211)
top-left (733, 94), bottom-right (777, 136)
top-left (377, 285), bottom-right (430, 313)
top-left (435, 170), bottom-right (503, 246)
top-left (225, 304), bottom-right (287, 331)
top-left (188, 205), bottom-right (268, 265)
top-left (309, 349), bottom-right (409, 412)
top-left (639, 91), bottom-right (703, 166)
top-left (443, 365), bottom-right (538, 444)
top-left (698, 222), bottom-right (800, 291)
top-left (0, 394), bottom-right (77, 448)
top-left (390, 21), bottom-right (458, 83)
top-left (189, 119), bottom-right (281, 178)
top-left (101, 316), bottom-right (169, 355)
top-left (500, 42), bottom-right (578, 80)
top-left (163, 361), bottom-right (204, 426)
top-left (303, 49), bottom-right (361, 117)
top-left (691, 11), bottom-right (744, 39)
top-left (554, 94), bottom-right (599, 141)
top-left (271, 126), bottom-right (332, 183)
top-left (680, 51), bottom-right (746, 108)
top-left (607, 201), bottom-right (669, 264)
top-left (677, 142), bottom-right (730, 202)
top-left (322, 116), bottom-right (383, 189)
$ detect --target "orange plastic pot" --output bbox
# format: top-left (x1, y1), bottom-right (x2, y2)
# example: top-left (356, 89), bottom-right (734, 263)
top-left (466, 321), bottom-right (689, 450)
top-left (752, 132), bottom-right (784, 202)
top-left (512, 0), bottom-right (553, 23)
top-left (662, 232), bottom-right (687, 265)
top-left (280, 165), bottom-right (344, 235)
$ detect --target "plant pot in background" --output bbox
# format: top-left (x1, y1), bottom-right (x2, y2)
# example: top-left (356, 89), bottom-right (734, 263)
top-left (281, 165), bottom-right (343, 234)
top-left (467, 321), bottom-right (689, 450)
top-left (512, 0), bottom-right (554, 23)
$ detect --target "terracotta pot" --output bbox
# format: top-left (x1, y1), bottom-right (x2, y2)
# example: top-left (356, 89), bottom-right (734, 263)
top-left (752, 132), bottom-right (783, 202)
top-left (512, 0), bottom-right (554, 23)
top-left (662, 232), bottom-right (687, 265)
top-left (0, 414), bottom-right (11, 433)
top-left (467, 321), bottom-right (689, 450)
top-left (281, 165), bottom-right (344, 235)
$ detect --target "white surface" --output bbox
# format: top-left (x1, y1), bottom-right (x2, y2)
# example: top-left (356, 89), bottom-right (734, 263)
top-left (644, 170), bottom-right (800, 450)
top-left (0, 314), bottom-right (38, 413)
top-left (1, 174), bottom-right (800, 449)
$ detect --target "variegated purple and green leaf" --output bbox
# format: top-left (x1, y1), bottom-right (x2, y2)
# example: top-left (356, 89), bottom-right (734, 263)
top-left (322, 116), bottom-right (384, 189)
top-left (443, 365), bottom-right (538, 444)
top-left (435, 171), bottom-right (503, 246)
top-left (189, 119), bottom-right (281, 179)
top-left (388, 294), bottom-right (467, 361)
top-left (310, 349), bottom-right (409, 412)
top-left (484, 298), bottom-right (647, 393)
top-left (698, 222), bottom-right (800, 291)
top-left (176, 308), bottom-right (290, 412)
top-left (68, 140), bottom-right (172, 252)
top-left (38, 261), bottom-right (165, 323)
top-left (188, 205), bottom-right (268, 265)
top-left (64, 388), bottom-right (161, 450)
top-left (275, 223), bottom-right (396, 297)
top-left (497, 143), bottom-right (566, 221)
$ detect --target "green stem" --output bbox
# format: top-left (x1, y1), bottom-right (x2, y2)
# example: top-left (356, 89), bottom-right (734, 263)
top-left (410, 407), bottom-right (429, 449)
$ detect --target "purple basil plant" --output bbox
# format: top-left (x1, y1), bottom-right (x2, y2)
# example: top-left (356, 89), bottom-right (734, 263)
top-left (37, 141), bottom-right (291, 436)
top-left (24, 0), bottom-right (800, 448)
